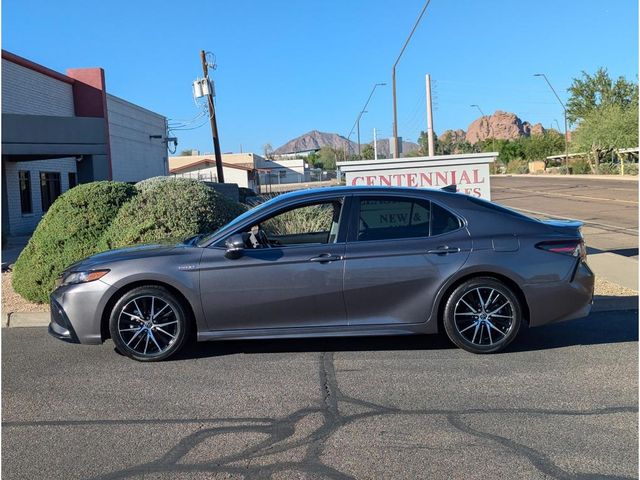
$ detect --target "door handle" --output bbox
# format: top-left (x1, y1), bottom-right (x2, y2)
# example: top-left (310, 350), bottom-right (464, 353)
top-left (427, 245), bottom-right (460, 255)
top-left (309, 254), bottom-right (343, 263)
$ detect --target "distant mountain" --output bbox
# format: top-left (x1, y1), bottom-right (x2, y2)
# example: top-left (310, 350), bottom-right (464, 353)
top-left (274, 130), bottom-right (357, 155)
top-left (464, 111), bottom-right (546, 144)
top-left (274, 129), bottom-right (420, 157)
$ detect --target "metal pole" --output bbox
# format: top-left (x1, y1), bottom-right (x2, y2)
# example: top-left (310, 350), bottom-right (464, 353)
top-left (373, 128), bottom-right (378, 161)
top-left (200, 50), bottom-right (225, 183)
top-left (357, 118), bottom-right (361, 158)
top-left (534, 73), bottom-right (569, 174)
top-left (425, 74), bottom-right (435, 156)
top-left (391, 0), bottom-right (432, 158)
top-left (347, 83), bottom-right (385, 159)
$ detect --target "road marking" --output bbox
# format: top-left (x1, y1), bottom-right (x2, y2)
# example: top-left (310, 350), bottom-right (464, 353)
top-left (506, 206), bottom-right (639, 235)
top-left (493, 186), bottom-right (638, 205)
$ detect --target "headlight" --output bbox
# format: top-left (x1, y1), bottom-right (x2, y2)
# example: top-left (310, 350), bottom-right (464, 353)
top-left (60, 269), bottom-right (110, 287)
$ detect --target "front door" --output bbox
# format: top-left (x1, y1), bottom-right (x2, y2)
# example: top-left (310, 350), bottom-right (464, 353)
top-left (199, 198), bottom-right (349, 331)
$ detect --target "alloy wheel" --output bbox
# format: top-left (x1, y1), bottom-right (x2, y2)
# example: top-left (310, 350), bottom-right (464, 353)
top-left (453, 287), bottom-right (515, 347)
top-left (117, 295), bottom-right (181, 357)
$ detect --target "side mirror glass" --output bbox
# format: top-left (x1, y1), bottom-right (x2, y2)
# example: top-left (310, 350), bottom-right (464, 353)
top-left (225, 233), bottom-right (247, 259)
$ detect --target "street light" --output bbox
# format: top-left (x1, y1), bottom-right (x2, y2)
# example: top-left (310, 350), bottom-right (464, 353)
top-left (391, 0), bottom-right (432, 158)
top-left (347, 83), bottom-right (386, 158)
top-left (534, 73), bottom-right (569, 173)
top-left (470, 104), bottom-right (495, 153)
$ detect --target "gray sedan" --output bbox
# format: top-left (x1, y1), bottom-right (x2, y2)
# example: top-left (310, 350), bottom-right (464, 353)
top-left (49, 186), bottom-right (594, 361)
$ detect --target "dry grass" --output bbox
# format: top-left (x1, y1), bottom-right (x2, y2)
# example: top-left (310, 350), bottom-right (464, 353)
top-left (594, 276), bottom-right (637, 297)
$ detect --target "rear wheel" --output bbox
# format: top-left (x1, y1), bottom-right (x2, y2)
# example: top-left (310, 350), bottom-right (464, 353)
top-left (443, 278), bottom-right (522, 354)
top-left (109, 286), bottom-right (189, 361)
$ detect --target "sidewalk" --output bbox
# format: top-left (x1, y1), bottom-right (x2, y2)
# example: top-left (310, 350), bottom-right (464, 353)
top-left (1, 235), bottom-right (30, 271)
top-left (492, 174), bottom-right (638, 181)
top-left (588, 252), bottom-right (638, 291)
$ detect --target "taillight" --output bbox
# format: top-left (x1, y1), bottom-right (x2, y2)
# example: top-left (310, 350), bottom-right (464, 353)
top-left (536, 239), bottom-right (586, 259)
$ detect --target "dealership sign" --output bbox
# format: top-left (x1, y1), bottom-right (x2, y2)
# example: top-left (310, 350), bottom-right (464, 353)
top-left (337, 153), bottom-right (496, 200)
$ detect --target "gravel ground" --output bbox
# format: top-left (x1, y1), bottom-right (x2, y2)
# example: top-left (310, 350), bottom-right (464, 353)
top-left (1, 272), bottom-right (49, 314)
top-left (1, 271), bottom-right (636, 316)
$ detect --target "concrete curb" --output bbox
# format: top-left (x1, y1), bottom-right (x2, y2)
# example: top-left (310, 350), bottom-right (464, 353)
top-left (3, 312), bottom-right (49, 328)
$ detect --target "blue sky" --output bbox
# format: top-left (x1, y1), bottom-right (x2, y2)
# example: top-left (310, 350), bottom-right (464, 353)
top-left (3, 0), bottom-right (638, 154)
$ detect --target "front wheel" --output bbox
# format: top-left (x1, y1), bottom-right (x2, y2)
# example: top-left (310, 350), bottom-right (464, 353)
top-left (443, 278), bottom-right (522, 354)
top-left (109, 286), bottom-right (189, 361)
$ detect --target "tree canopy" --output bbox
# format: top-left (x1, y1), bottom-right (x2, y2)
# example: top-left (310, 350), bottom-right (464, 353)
top-left (566, 68), bottom-right (638, 123)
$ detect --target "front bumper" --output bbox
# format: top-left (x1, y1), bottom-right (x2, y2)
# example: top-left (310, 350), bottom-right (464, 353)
top-left (48, 279), bottom-right (117, 345)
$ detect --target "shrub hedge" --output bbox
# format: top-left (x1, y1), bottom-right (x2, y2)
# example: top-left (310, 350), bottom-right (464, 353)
top-left (100, 177), bottom-right (246, 249)
top-left (12, 181), bottom-right (137, 303)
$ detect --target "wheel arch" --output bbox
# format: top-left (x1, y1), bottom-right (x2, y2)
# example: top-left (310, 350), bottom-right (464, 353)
top-left (434, 270), bottom-right (530, 334)
top-left (100, 280), bottom-right (197, 341)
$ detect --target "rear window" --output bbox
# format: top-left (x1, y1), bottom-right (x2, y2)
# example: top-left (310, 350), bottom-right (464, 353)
top-left (431, 202), bottom-right (461, 235)
top-left (466, 196), bottom-right (537, 221)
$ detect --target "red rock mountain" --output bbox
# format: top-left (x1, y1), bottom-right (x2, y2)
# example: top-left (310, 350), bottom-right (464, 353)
top-left (464, 111), bottom-right (545, 144)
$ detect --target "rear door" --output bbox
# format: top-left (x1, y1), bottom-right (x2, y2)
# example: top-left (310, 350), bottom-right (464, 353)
top-left (343, 194), bottom-right (471, 326)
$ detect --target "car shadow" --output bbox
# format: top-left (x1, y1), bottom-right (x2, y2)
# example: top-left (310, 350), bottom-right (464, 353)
top-left (171, 307), bottom-right (638, 361)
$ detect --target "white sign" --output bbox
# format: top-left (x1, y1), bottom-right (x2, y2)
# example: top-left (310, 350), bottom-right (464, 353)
top-left (337, 153), bottom-right (496, 200)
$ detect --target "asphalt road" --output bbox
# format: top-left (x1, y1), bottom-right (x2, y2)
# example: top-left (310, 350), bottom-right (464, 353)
top-left (491, 176), bottom-right (638, 257)
top-left (3, 310), bottom-right (638, 479)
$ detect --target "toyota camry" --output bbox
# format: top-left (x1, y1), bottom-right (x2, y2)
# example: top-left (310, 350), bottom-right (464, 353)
top-left (49, 186), bottom-right (594, 361)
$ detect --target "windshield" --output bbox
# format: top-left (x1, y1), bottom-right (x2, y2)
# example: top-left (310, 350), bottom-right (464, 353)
top-left (195, 196), bottom-right (282, 246)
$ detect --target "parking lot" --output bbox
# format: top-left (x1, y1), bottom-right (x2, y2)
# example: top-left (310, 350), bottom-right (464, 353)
top-left (2, 175), bottom-right (638, 479)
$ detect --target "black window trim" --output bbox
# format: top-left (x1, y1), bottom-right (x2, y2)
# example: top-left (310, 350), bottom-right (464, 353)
top-left (39, 171), bottom-right (62, 213)
top-left (18, 170), bottom-right (33, 215)
top-left (348, 193), bottom-right (465, 243)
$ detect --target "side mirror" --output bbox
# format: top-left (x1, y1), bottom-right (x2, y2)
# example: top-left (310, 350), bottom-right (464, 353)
top-left (225, 233), bottom-right (247, 259)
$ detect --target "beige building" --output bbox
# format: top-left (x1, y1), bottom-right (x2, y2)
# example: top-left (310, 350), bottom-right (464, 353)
top-left (168, 152), bottom-right (311, 191)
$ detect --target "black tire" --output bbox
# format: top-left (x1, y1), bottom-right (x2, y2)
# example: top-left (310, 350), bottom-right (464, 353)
top-left (443, 277), bottom-right (522, 354)
top-left (109, 286), bottom-right (190, 361)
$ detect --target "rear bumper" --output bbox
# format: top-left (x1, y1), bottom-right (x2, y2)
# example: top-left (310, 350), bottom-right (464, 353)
top-left (525, 260), bottom-right (595, 327)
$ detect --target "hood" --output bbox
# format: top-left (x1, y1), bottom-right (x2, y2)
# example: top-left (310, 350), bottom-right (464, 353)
top-left (66, 244), bottom-right (190, 271)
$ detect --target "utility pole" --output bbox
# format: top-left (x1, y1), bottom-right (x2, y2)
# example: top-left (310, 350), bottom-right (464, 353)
top-left (200, 50), bottom-right (225, 183)
top-left (425, 74), bottom-right (435, 156)
top-left (534, 73), bottom-right (569, 174)
top-left (391, 0), bottom-right (432, 158)
top-left (357, 117), bottom-right (362, 158)
top-left (373, 128), bottom-right (378, 160)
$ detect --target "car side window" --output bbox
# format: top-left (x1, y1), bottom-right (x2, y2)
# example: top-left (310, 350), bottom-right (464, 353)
top-left (255, 200), bottom-right (343, 247)
top-left (357, 197), bottom-right (430, 241)
top-left (430, 202), bottom-right (462, 236)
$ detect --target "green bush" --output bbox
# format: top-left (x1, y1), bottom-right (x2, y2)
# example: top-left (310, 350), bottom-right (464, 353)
top-left (12, 181), bottom-right (136, 303)
top-left (101, 177), bottom-right (245, 249)
top-left (505, 158), bottom-right (529, 174)
top-left (624, 163), bottom-right (638, 175)
top-left (570, 159), bottom-right (592, 174)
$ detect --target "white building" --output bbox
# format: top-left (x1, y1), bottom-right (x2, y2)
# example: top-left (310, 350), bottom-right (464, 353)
top-left (1, 50), bottom-right (169, 235)
top-left (168, 153), bottom-right (311, 191)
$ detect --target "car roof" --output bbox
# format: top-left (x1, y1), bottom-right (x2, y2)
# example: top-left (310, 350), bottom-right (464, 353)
top-left (273, 185), bottom-right (458, 201)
